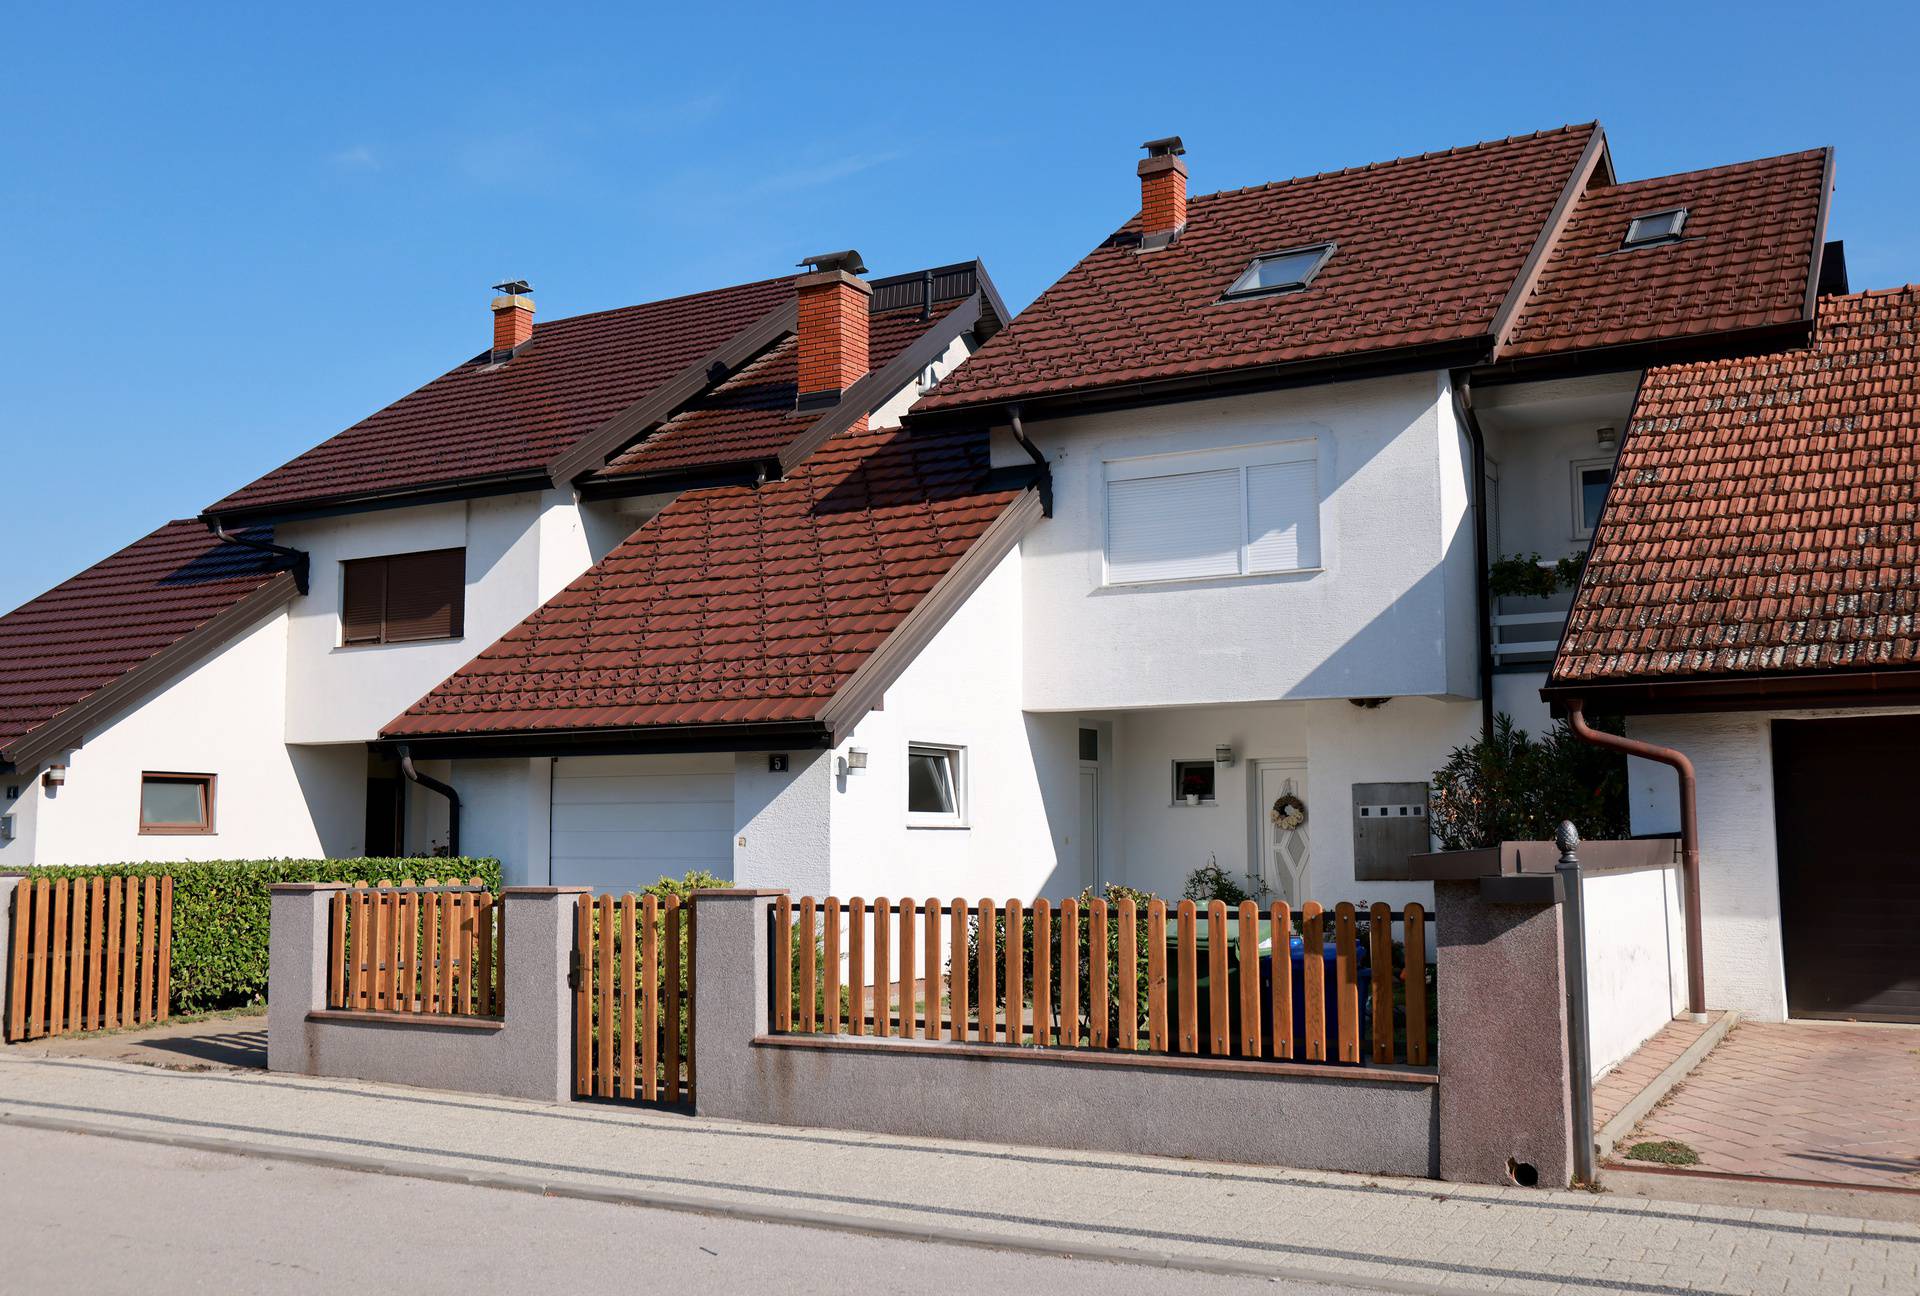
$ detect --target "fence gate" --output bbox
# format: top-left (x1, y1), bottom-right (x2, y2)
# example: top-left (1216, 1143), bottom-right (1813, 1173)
top-left (571, 893), bottom-right (693, 1104)
top-left (7, 876), bottom-right (173, 1042)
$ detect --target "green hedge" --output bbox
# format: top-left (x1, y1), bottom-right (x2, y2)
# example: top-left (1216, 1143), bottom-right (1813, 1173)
top-left (16, 858), bottom-right (500, 1014)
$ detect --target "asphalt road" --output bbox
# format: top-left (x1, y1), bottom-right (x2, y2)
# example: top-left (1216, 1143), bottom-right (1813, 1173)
top-left (0, 1125), bottom-right (1369, 1295)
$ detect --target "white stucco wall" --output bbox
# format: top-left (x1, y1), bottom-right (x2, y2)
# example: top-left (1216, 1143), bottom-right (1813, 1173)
top-left (1009, 371), bottom-right (1472, 712)
top-left (1583, 865), bottom-right (1689, 1077)
top-left (733, 748), bottom-right (835, 897)
top-left (458, 757), bottom-right (553, 886)
top-left (6, 609), bottom-right (364, 866)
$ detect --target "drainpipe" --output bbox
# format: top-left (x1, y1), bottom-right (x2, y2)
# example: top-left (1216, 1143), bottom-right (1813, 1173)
top-left (1451, 374), bottom-right (1495, 741)
top-left (1555, 820), bottom-right (1597, 1185)
top-left (396, 745), bottom-right (461, 859)
top-left (1565, 699), bottom-right (1706, 1017)
top-left (209, 523), bottom-right (310, 596)
top-left (1005, 404), bottom-right (1054, 517)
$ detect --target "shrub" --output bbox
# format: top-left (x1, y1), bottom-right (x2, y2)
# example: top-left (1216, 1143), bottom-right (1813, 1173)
top-left (16, 858), bottom-right (500, 1014)
top-left (1428, 714), bottom-right (1629, 850)
top-left (1182, 857), bottom-right (1262, 906)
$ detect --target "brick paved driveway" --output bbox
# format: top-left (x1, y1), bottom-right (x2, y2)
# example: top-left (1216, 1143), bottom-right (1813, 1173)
top-left (1619, 1020), bottom-right (1920, 1189)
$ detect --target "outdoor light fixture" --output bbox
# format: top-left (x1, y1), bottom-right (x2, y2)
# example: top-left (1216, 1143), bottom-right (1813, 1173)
top-left (1215, 744), bottom-right (1236, 767)
top-left (1597, 426), bottom-right (1618, 451)
top-left (42, 763), bottom-right (66, 789)
top-left (837, 747), bottom-right (869, 777)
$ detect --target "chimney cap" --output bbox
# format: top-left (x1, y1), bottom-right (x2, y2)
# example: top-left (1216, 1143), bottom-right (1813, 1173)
top-left (796, 250), bottom-right (867, 276)
top-left (491, 279), bottom-right (533, 297)
top-left (1141, 136), bottom-right (1186, 159)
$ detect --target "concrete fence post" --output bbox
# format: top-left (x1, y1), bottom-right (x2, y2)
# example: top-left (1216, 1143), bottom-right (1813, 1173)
top-left (689, 888), bottom-right (784, 1119)
top-left (267, 882), bottom-right (338, 1075)
top-left (1434, 878), bottom-right (1575, 1188)
top-left (494, 886), bottom-right (586, 1103)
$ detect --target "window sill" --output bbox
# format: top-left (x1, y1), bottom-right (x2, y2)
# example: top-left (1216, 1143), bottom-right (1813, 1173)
top-left (1170, 802), bottom-right (1219, 809)
top-left (332, 637), bottom-right (465, 653)
top-left (906, 821), bottom-right (970, 831)
top-left (1099, 567), bottom-right (1324, 593)
top-left (139, 828), bottom-right (217, 836)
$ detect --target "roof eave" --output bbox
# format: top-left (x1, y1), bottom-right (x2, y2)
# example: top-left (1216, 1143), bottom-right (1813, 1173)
top-left (1541, 663), bottom-right (1920, 716)
top-left (203, 469), bottom-right (552, 529)
top-left (373, 719), bottom-right (834, 761)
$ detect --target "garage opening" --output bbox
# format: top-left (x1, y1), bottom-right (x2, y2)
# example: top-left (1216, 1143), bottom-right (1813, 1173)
top-left (549, 754), bottom-right (733, 893)
top-left (1772, 716), bottom-right (1920, 1023)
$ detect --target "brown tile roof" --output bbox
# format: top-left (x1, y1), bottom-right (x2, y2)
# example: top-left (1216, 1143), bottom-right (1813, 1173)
top-left (591, 302), bottom-right (960, 482)
top-left (0, 520), bottom-right (293, 766)
top-left (205, 276), bottom-right (794, 518)
top-left (1499, 150), bottom-right (1829, 360)
top-left (915, 125), bottom-right (1599, 414)
top-left (385, 424), bottom-right (1026, 738)
top-left (1552, 287), bottom-right (1920, 686)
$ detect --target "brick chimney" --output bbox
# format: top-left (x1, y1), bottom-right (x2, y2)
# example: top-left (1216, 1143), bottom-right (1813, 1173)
top-left (1138, 137), bottom-right (1188, 240)
top-left (794, 250), bottom-right (870, 411)
top-left (490, 279), bottom-right (534, 362)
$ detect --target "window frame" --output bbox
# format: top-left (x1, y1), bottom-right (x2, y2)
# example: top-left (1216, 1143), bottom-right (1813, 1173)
top-left (1570, 457), bottom-right (1615, 541)
top-left (1171, 759), bottom-right (1217, 806)
top-left (1222, 241), bottom-right (1336, 301)
top-left (339, 547), bottom-right (467, 647)
top-left (1101, 438), bottom-right (1321, 587)
top-left (138, 771), bottom-right (216, 836)
top-left (905, 742), bottom-right (967, 829)
top-left (1622, 207), bottom-right (1688, 248)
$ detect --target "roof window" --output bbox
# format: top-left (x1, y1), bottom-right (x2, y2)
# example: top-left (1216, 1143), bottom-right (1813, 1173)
top-left (1623, 208), bottom-right (1688, 247)
top-left (1224, 242), bottom-right (1335, 299)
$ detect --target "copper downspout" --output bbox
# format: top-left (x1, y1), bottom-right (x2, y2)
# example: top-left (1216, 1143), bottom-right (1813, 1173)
top-left (1566, 699), bottom-right (1706, 1015)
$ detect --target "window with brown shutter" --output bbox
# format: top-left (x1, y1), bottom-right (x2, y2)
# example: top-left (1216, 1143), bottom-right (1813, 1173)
top-left (340, 548), bottom-right (465, 645)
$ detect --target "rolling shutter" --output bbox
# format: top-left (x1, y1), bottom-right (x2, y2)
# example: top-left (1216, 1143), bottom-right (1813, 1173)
top-left (1105, 469), bottom-right (1241, 583)
top-left (341, 557), bottom-right (388, 646)
top-left (340, 548), bottom-right (464, 645)
top-left (1245, 460), bottom-right (1319, 572)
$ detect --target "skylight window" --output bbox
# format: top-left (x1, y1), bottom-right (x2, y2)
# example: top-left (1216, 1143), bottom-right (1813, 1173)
top-left (1224, 242), bottom-right (1335, 299)
top-left (1623, 208), bottom-right (1688, 247)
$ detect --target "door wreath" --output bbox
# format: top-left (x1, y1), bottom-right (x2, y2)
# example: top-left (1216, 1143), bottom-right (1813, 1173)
top-left (1269, 793), bottom-right (1307, 832)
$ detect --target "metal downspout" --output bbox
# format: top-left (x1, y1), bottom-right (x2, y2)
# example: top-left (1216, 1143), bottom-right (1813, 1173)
top-left (1006, 404), bottom-right (1054, 517)
top-left (1565, 699), bottom-right (1706, 1017)
top-left (1452, 374), bottom-right (1495, 741)
top-left (397, 745), bottom-right (462, 859)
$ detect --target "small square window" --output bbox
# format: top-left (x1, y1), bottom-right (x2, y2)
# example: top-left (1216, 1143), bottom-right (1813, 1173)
top-left (1172, 760), bottom-right (1216, 804)
top-left (1624, 208), bottom-right (1687, 247)
top-left (907, 744), bottom-right (965, 827)
top-left (1224, 242), bottom-right (1335, 299)
top-left (1572, 460), bottom-right (1615, 539)
top-left (1078, 727), bottom-right (1100, 762)
top-left (140, 772), bottom-right (215, 835)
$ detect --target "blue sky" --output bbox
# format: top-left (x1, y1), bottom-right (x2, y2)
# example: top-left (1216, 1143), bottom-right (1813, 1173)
top-left (5, 2), bottom-right (1916, 615)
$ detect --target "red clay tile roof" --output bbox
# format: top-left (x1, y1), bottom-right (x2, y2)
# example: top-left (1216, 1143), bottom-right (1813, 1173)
top-left (1552, 287), bottom-right (1920, 685)
top-left (0, 520), bottom-right (292, 765)
top-left (205, 276), bottom-right (794, 518)
top-left (915, 125), bottom-right (1598, 413)
top-left (591, 302), bottom-right (960, 482)
top-left (385, 425), bottom-right (1024, 737)
top-left (1499, 150), bottom-right (1829, 360)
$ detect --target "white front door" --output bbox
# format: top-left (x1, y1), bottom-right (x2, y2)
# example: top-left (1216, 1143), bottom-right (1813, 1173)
top-left (549, 754), bottom-right (734, 892)
top-left (1256, 760), bottom-right (1310, 906)
top-left (1077, 764), bottom-right (1102, 891)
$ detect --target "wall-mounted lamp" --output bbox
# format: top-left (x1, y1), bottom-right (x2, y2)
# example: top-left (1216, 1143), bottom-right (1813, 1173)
top-left (41, 763), bottom-right (66, 790)
top-left (837, 747), bottom-right (869, 778)
top-left (1215, 744), bottom-right (1235, 768)
top-left (1596, 425), bottom-right (1618, 451)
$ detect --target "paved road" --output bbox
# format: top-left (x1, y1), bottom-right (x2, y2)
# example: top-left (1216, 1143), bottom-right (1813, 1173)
top-left (0, 1125), bottom-right (1360, 1295)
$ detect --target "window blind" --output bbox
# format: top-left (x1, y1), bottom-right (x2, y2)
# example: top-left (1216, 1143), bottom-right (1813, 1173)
top-left (1105, 469), bottom-right (1241, 583)
top-left (341, 548), bottom-right (464, 645)
top-left (1245, 460), bottom-right (1319, 572)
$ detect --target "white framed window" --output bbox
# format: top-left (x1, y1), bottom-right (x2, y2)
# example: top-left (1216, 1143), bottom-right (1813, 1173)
top-left (1570, 458), bottom-right (1614, 540)
top-left (906, 743), bottom-right (966, 828)
top-left (1103, 439), bottom-right (1320, 585)
top-left (1172, 760), bottom-right (1216, 805)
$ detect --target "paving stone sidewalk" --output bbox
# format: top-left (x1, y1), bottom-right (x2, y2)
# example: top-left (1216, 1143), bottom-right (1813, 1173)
top-left (2, 1051), bottom-right (1916, 1295)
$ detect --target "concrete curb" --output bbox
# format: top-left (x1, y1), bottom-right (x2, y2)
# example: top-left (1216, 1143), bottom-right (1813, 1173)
top-left (1594, 1011), bottom-right (1738, 1162)
top-left (2, 1110), bottom-right (1457, 1296)
top-left (1599, 1164), bottom-right (1920, 1226)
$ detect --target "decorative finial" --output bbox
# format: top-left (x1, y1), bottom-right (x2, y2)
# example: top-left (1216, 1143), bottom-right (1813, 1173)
top-left (1555, 820), bottom-right (1581, 855)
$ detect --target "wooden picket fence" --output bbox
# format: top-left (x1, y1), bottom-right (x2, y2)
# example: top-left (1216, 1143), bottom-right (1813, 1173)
top-left (773, 896), bottom-right (1434, 1068)
top-left (326, 879), bottom-right (501, 1016)
top-left (572, 893), bottom-right (692, 1104)
top-left (7, 876), bottom-right (173, 1042)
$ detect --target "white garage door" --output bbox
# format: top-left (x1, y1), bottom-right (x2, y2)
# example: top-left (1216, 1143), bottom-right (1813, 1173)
top-left (549, 754), bottom-right (734, 893)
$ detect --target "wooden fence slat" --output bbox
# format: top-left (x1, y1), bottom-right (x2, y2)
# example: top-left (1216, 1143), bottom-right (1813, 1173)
top-left (141, 875), bottom-right (158, 1024)
top-left (103, 878), bottom-right (123, 1031)
top-left (1302, 902), bottom-right (1326, 1061)
top-left (873, 897), bottom-right (892, 1039)
top-left (1117, 898), bottom-right (1138, 1052)
top-left (68, 878), bottom-right (89, 1031)
top-left (49, 879), bottom-right (69, 1036)
top-left (594, 895), bottom-right (614, 1098)
top-left (120, 876), bottom-right (139, 1026)
top-left (948, 899), bottom-right (968, 1042)
top-left (1405, 903), bottom-right (1429, 1066)
top-left (6, 878), bottom-right (26, 1041)
top-left (774, 894), bottom-right (793, 1033)
top-left (157, 875), bottom-right (173, 1021)
top-left (976, 900), bottom-right (996, 1043)
top-left (1088, 899), bottom-right (1109, 1049)
top-left (402, 880), bottom-right (420, 1013)
top-left (1239, 900), bottom-right (1261, 1059)
top-left (1270, 902), bottom-right (1293, 1059)
top-left (1207, 899), bottom-right (1230, 1056)
top-left (573, 896), bottom-right (592, 1097)
top-left (1031, 899), bottom-right (1051, 1047)
top-left (797, 897), bottom-right (815, 1034)
top-left (899, 897), bottom-right (918, 1039)
top-left (352, 884), bottom-right (370, 1010)
top-left (328, 891), bottom-right (346, 1008)
top-left (1002, 899), bottom-right (1023, 1045)
top-left (87, 878), bottom-right (105, 1031)
top-left (372, 882), bottom-right (392, 1013)
top-left (923, 898), bottom-right (940, 1041)
top-left (641, 895), bottom-right (660, 1103)
top-left (848, 898), bottom-right (866, 1037)
top-left (419, 890), bottom-right (438, 1012)
top-left (1369, 901), bottom-right (1394, 1064)
top-left (1335, 902), bottom-right (1360, 1064)
top-left (1147, 900), bottom-right (1167, 1053)
top-left (1176, 900), bottom-right (1198, 1055)
top-left (823, 898), bottom-right (842, 1035)
top-left (620, 896), bottom-right (638, 1101)
top-left (27, 879), bottom-right (49, 1038)
top-left (665, 896), bottom-right (683, 1101)
top-left (436, 889), bottom-right (455, 1013)
top-left (1059, 898), bottom-right (1079, 1047)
